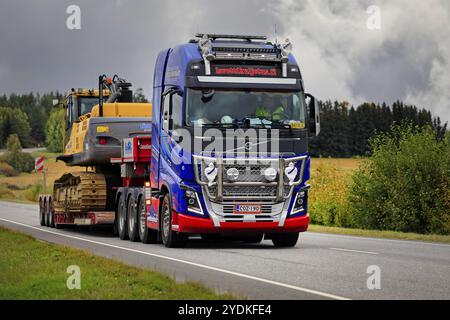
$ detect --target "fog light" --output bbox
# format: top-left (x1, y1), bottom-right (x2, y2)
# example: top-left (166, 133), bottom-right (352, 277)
top-left (264, 167), bottom-right (277, 182)
top-left (226, 168), bottom-right (239, 182)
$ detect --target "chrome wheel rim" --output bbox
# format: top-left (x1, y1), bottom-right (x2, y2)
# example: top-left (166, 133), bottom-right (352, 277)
top-left (118, 201), bottom-right (125, 231)
top-left (128, 198), bottom-right (134, 234)
top-left (139, 200), bottom-right (146, 236)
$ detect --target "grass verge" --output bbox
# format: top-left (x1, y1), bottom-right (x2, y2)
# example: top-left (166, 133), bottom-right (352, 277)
top-left (0, 227), bottom-right (234, 300)
top-left (308, 224), bottom-right (450, 244)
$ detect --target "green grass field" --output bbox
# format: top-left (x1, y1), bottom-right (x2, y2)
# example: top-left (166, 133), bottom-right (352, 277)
top-left (0, 227), bottom-right (234, 300)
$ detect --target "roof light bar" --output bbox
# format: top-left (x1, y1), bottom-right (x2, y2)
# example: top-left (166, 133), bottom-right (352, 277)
top-left (195, 33), bottom-right (267, 41)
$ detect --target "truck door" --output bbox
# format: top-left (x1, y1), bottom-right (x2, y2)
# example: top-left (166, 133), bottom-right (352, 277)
top-left (159, 89), bottom-right (183, 180)
top-left (151, 49), bottom-right (171, 190)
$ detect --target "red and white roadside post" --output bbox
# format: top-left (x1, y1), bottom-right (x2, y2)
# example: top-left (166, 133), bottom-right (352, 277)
top-left (35, 156), bottom-right (46, 193)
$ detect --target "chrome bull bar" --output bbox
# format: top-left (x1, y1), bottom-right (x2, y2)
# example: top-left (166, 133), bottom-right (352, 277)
top-left (192, 155), bottom-right (307, 202)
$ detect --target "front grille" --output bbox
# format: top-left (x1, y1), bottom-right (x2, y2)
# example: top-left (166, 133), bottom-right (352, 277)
top-left (193, 155), bottom-right (307, 203)
top-left (207, 184), bottom-right (291, 200)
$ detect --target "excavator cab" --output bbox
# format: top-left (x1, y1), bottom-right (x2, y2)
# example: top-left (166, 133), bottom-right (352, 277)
top-left (59, 75), bottom-right (151, 166)
top-left (63, 90), bottom-right (109, 149)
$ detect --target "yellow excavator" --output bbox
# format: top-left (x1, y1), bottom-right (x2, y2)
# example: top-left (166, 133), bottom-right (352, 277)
top-left (47, 75), bottom-right (152, 221)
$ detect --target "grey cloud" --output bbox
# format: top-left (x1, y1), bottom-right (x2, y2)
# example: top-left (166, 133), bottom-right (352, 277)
top-left (0, 0), bottom-right (449, 122)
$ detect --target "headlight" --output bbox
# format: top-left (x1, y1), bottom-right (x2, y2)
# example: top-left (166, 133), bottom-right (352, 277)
top-left (185, 189), bottom-right (203, 215)
top-left (226, 168), bottom-right (239, 182)
top-left (264, 167), bottom-right (277, 182)
top-left (291, 190), bottom-right (307, 215)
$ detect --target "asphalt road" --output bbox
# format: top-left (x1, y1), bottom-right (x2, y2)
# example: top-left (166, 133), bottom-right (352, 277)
top-left (0, 201), bottom-right (449, 300)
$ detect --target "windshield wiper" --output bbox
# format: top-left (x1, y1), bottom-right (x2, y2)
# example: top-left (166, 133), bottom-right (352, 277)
top-left (196, 122), bottom-right (239, 129)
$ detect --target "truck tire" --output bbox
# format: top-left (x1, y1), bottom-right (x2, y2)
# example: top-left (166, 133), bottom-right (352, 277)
top-left (39, 198), bottom-right (45, 226)
top-left (127, 193), bottom-right (140, 242)
top-left (44, 201), bottom-right (50, 227)
top-left (271, 233), bottom-right (299, 248)
top-left (117, 193), bottom-right (128, 240)
top-left (138, 195), bottom-right (158, 244)
top-left (160, 193), bottom-right (187, 248)
top-left (49, 198), bottom-right (55, 228)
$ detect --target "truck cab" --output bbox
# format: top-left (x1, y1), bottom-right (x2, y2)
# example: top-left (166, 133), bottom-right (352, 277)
top-left (149, 34), bottom-right (320, 248)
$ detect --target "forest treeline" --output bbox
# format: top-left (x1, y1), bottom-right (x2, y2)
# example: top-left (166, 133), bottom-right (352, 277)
top-left (0, 92), bottom-right (447, 155)
top-left (309, 100), bottom-right (447, 157)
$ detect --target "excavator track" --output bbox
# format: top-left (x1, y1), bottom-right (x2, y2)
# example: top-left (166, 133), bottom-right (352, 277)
top-left (53, 172), bottom-right (107, 213)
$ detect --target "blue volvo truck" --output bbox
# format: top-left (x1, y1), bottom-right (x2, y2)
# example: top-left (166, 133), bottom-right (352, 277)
top-left (141, 34), bottom-right (320, 248)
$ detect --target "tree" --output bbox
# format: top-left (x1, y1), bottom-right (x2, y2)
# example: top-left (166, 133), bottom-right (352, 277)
top-left (349, 125), bottom-right (450, 234)
top-left (0, 134), bottom-right (35, 173)
top-left (5, 133), bottom-right (22, 153)
top-left (45, 108), bottom-right (64, 152)
top-left (0, 107), bottom-right (32, 148)
top-left (133, 88), bottom-right (148, 103)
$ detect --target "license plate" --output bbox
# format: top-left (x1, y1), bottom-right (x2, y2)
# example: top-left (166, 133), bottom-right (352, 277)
top-left (234, 204), bottom-right (262, 214)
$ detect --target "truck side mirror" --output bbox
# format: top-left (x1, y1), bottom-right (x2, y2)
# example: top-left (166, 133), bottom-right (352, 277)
top-left (305, 93), bottom-right (320, 136)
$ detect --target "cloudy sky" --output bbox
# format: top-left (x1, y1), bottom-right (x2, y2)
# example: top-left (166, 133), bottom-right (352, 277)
top-left (0, 0), bottom-right (449, 122)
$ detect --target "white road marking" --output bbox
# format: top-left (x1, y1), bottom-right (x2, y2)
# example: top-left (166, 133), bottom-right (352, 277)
top-left (329, 247), bottom-right (379, 255)
top-left (0, 217), bottom-right (350, 300)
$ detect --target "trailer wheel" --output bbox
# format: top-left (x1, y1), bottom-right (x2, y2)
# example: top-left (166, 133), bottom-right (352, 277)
top-left (117, 193), bottom-right (128, 240)
top-left (160, 193), bottom-right (187, 248)
top-left (49, 199), bottom-right (55, 228)
top-left (271, 233), bottom-right (299, 248)
top-left (127, 194), bottom-right (139, 242)
top-left (44, 200), bottom-right (50, 227)
top-left (138, 195), bottom-right (158, 244)
top-left (39, 197), bottom-right (45, 226)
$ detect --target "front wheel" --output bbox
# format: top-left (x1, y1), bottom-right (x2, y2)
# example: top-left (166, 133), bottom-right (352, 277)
top-left (160, 193), bottom-right (187, 248)
top-left (271, 233), bottom-right (299, 248)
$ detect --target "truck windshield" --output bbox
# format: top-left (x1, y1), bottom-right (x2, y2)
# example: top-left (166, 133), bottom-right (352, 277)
top-left (185, 89), bottom-right (306, 128)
